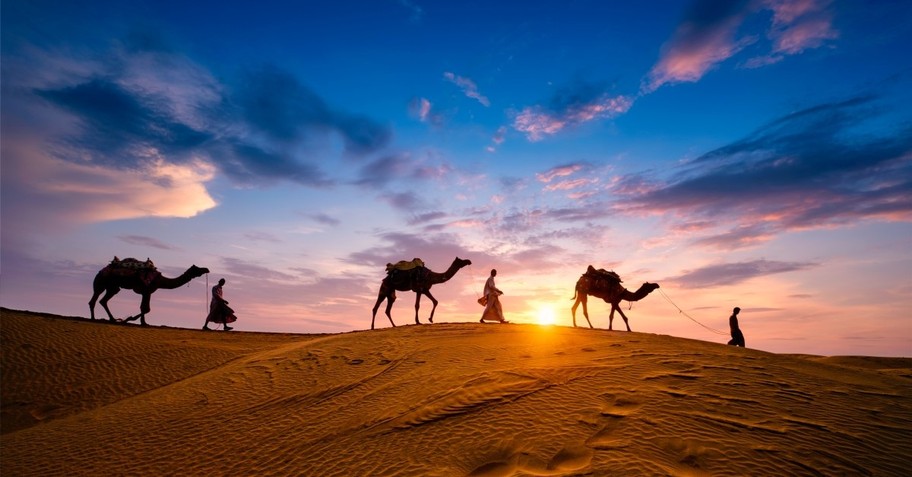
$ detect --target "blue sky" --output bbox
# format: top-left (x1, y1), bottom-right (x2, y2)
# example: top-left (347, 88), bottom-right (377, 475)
top-left (2, 0), bottom-right (910, 356)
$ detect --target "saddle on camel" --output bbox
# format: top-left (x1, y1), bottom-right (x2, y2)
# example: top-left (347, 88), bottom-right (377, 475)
top-left (582, 265), bottom-right (624, 298)
top-left (385, 258), bottom-right (429, 289)
top-left (105, 257), bottom-right (158, 285)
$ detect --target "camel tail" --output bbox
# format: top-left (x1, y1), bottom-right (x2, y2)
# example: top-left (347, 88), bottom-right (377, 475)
top-left (571, 288), bottom-right (577, 301)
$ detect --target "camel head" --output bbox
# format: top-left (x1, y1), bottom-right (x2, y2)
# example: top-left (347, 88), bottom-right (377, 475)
top-left (454, 257), bottom-right (472, 269)
top-left (188, 265), bottom-right (210, 278)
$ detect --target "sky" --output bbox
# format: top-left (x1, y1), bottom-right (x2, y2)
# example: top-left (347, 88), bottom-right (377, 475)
top-left (2, 0), bottom-right (910, 356)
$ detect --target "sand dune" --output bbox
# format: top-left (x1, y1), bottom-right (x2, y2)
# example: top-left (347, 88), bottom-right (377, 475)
top-left (2, 308), bottom-right (911, 476)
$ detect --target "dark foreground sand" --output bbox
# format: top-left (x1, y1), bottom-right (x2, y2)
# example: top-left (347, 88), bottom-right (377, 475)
top-left (2, 308), bottom-right (911, 476)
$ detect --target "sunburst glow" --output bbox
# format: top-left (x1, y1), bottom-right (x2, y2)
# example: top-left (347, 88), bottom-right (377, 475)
top-left (537, 306), bottom-right (557, 326)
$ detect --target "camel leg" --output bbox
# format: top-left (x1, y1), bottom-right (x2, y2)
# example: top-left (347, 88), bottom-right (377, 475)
top-left (139, 294), bottom-right (152, 326)
top-left (371, 293), bottom-right (387, 330)
top-left (570, 293), bottom-right (593, 328)
top-left (384, 292), bottom-right (397, 327)
top-left (413, 292), bottom-right (422, 325)
top-left (613, 304), bottom-right (632, 332)
top-left (608, 306), bottom-right (615, 331)
top-left (577, 294), bottom-right (593, 329)
top-left (124, 294), bottom-right (152, 326)
top-left (424, 290), bottom-right (439, 323)
top-left (98, 288), bottom-right (120, 322)
top-left (571, 296), bottom-right (580, 327)
top-left (89, 290), bottom-right (102, 320)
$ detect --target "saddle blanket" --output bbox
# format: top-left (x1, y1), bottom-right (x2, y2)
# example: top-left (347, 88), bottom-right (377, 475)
top-left (386, 258), bottom-right (425, 273)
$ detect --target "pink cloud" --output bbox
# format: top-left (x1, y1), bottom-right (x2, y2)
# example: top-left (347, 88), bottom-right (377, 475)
top-left (771, 16), bottom-right (838, 54)
top-left (443, 72), bottom-right (490, 107)
top-left (513, 95), bottom-right (632, 141)
top-left (544, 178), bottom-right (599, 192)
top-left (746, 0), bottom-right (838, 67)
top-left (644, 18), bottom-right (751, 92)
top-left (536, 164), bottom-right (583, 183)
top-left (512, 108), bottom-right (567, 141)
top-left (647, 0), bottom-right (837, 88)
top-left (764, 0), bottom-right (825, 26)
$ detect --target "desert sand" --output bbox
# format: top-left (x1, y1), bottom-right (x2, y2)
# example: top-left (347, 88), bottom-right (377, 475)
top-left (2, 308), bottom-right (911, 476)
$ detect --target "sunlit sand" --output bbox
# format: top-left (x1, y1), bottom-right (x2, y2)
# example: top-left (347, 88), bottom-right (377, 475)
top-left (2, 308), bottom-right (910, 475)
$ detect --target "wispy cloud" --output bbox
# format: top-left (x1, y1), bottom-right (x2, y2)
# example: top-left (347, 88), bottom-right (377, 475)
top-left (513, 85), bottom-right (633, 141)
top-left (119, 235), bottom-right (180, 250)
top-left (536, 164), bottom-right (585, 183)
top-left (616, 95), bottom-right (912, 248)
top-left (309, 213), bottom-right (341, 226)
top-left (645, 0), bottom-right (838, 89)
top-left (243, 232), bottom-right (283, 243)
top-left (643, 0), bottom-right (752, 92)
top-left (486, 126), bottom-right (508, 153)
top-left (667, 259), bottom-right (818, 288)
top-left (15, 38), bottom-right (389, 192)
top-left (443, 72), bottom-right (490, 107)
top-left (746, 0), bottom-right (839, 67)
top-left (221, 257), bottom-right (300, 282)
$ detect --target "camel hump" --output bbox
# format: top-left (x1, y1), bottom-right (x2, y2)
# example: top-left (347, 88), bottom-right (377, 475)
top-left (386, 258), bottom-right (425, 273)
top-left (109, 256), bottom-right (157, 271)
top-left (585, 265), bottom-right (621, 283)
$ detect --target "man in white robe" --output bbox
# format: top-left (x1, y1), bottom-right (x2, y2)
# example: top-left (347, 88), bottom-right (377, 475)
top-left (480, 269), bottom-right (506, 323)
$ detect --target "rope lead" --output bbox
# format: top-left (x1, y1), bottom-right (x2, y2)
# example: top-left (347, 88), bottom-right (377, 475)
top-left (658, 288), bottom-right (728, 336)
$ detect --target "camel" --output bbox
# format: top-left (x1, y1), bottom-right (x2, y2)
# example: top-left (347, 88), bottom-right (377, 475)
top-left (371, 257), bottom-right (472, 329)
top-left (571, 266), bottom-right (660, 331)
top-left (89, 258), bottom-right (209, 326)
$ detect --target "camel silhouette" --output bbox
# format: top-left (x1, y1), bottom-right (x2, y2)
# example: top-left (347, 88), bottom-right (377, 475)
top-left (89, 258), bottom-right (209, 326)
top-left (371, 257), bottom-right (472, 329)
top-left (571, 266), bottom-right (659, 331)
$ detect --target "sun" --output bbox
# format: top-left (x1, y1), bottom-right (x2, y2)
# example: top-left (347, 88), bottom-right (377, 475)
top-left (536, 306), bottom-right (557, 326)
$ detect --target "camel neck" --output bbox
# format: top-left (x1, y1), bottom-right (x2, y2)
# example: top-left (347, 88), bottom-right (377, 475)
top-left (157, 269), bottom-right (198, 289)
top-left (427, 260), bottom-right (463, 284)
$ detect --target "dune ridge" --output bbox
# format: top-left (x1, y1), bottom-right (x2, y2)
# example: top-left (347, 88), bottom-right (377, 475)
top-left (2, 308), bottom-right (911, 476)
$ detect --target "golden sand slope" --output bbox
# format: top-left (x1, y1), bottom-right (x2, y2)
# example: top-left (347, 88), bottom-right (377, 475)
top-left (2, 309), bottom-right (911, 476)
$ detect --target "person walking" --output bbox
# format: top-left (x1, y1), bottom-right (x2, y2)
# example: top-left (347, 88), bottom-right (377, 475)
top-left (479, 269), bottom-right (506, 323)
top-left (727, 307), bottom-right (745, 347)
top-left (203, 278), bottom-right (238, 331)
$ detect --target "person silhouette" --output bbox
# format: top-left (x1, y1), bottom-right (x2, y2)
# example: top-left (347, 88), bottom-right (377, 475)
top-left (203, 278), bottom-right (237, 331)
top-left (727, 306), bottom-right (745, 347)
top-left (479, 269), bottom-right (506, 323)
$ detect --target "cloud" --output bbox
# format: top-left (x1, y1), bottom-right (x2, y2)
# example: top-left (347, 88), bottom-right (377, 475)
top-left (221, 257), bottom-right (300, 282)
top-left (443, 72), bottom-right (490, 107)
top-left (119, 235), bottom-right (180, 250)
top-left (666, 259), bottom-right (818, 288)
top-left (616, 95), bottom-right (912, 247)
top-left (487, 126), bottom-right (508, 153)
top-left (646, 0), bottom-right (839, 88)
top-left (235, 66), bottom-right (390, 154)
top-left (309, 213), bottom-right (341, 226)
top-left (11, 39), bottom-right (389, 193)
top-left (643, 0), bottom-right (751, 92)
top-left (346, 232), bottom-right (475, 270)
top-left (745, 0), bottom-right (838, 67)
top-left (379, 191), bottom-right (430, 212)
top-left (544, 178), bottom-right (599, 192)
top-left (513, 82), bottom-right (633, 141)
top-left (354, 154), bottom-right (417, 189)
top-left (536, 164), bottom-right (585, 183)
top-left (243, 232), bottom-right (283, 243)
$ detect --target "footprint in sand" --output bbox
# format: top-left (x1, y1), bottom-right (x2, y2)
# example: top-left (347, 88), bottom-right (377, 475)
top-left (587, 394), bottom-right (644, 449)
top-left (348, 359), bottom-right (364, 365)
top-left (467, 445), bottom-right (593, 476)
